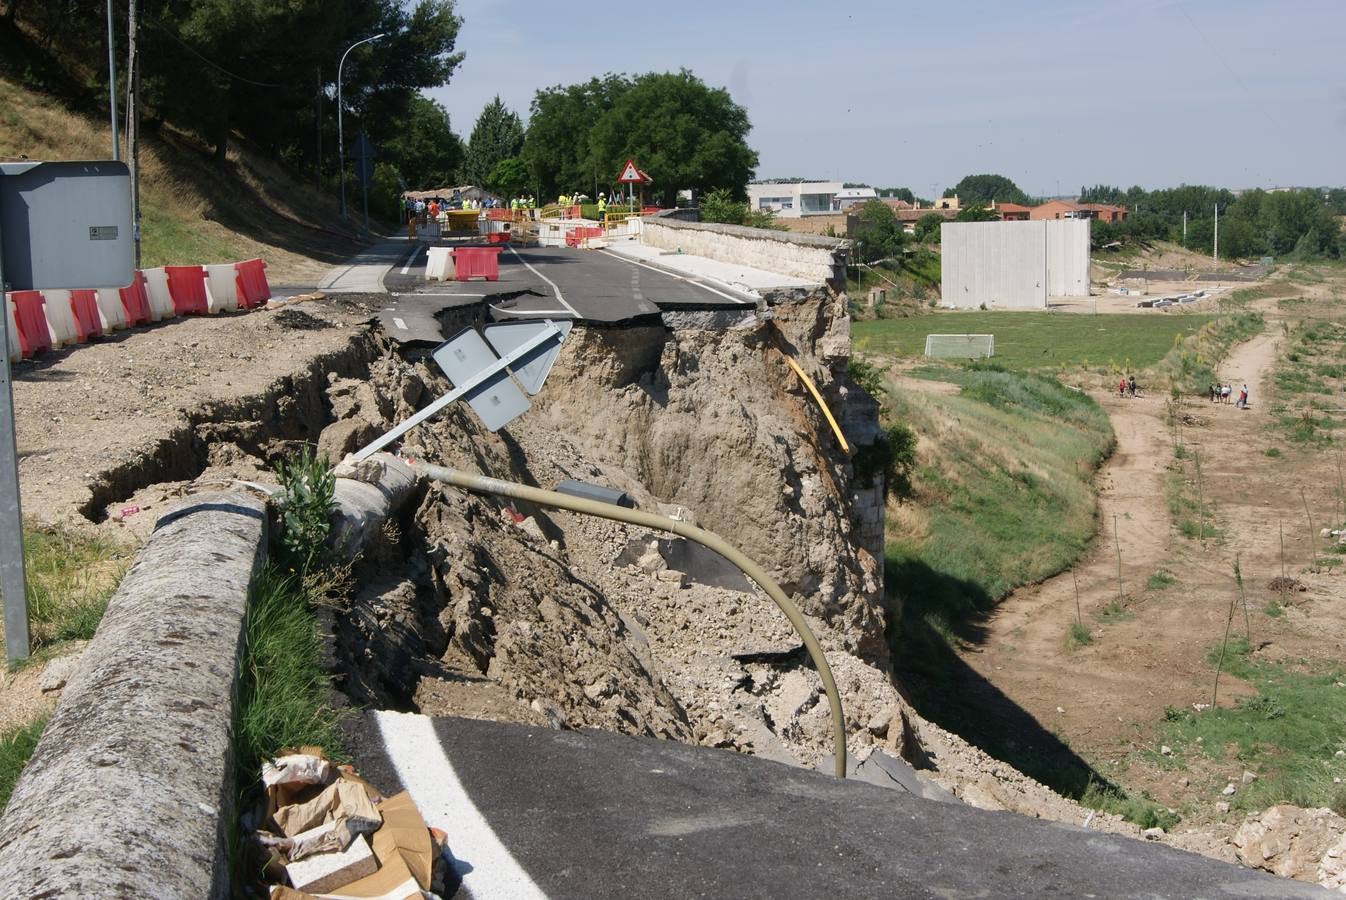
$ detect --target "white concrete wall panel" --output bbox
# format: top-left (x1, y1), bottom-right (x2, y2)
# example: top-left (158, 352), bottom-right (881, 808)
top-left (940, 222), bottom-right (1047, 309)
top-left (642, 219), bottom-right (843, 284)
top-left (941, 220), bottom-right (1091, 308)
top-left (1045, 219), bottom-right (1090, 297)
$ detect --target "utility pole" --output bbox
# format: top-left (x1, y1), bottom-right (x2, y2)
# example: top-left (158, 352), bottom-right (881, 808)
top-left (105, 0), bottom-right (119, 160)
top-left (1182, 210), bottom-right (1187, 247)
top-left (125, 0), bottom-right (140, 266)
top-left (316, 67), bottom-right (323, 192)
top-left (1213, 203), bottom-right (1219, 263)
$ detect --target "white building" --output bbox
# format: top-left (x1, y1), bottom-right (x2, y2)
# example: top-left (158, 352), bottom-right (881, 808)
top-left (746, 181), bottom-right (843, 218)
top-left (834, 187), bottom-right (878, 210)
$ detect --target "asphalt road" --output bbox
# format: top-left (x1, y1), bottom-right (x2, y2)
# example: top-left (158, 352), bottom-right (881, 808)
top-left (377, 241), bottom-right (755, 344)
top-left (347, 711), bottom-right (1326, 900)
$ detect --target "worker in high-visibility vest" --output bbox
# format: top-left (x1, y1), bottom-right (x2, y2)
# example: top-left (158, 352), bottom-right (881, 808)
top-left (597, 193), bottom-right (607, 216)
top-left (510, 197), bottom-right (518, 210)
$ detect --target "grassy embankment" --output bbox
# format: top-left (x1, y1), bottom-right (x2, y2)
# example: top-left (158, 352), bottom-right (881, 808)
top-left (0, 526), bottom-right (128, 813)
top-left (855, 311), bottom-right (1213, 375)
top-left (871, 362), bottom-right (1147, 815)
top-left (859, 307), bottom-right (1265, 824)
top-left (0, 74), bottom-right (364, 278)
top-left (1154, 639), bottom-right (1346, 817)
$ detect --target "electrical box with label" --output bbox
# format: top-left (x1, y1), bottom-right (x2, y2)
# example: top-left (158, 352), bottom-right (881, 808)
top-left (0, 160), bottom-right (133, 290)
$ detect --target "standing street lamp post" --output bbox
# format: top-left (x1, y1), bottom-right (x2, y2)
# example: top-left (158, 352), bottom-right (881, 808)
top-left (337, 32), bottom-right (386, 219)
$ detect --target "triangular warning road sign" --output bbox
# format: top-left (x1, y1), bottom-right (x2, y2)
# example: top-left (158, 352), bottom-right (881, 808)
top-left (483, 319), bottom-right (572, 395)
top-left (617, 158), bottom-right (642, 184)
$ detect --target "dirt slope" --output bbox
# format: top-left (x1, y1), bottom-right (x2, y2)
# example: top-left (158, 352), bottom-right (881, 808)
top-left (953, 282), bottom-right (1346, 866)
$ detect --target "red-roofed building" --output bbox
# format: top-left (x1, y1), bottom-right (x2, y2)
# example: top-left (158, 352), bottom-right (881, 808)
top-left (995, 202), bottom-right (1032, 221)
top-left (1030, 200), bottom-right (1128, 222)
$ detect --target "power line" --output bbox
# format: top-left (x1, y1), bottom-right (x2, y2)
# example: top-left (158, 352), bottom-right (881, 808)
top-left (151, 23), bottom-right (287, 88)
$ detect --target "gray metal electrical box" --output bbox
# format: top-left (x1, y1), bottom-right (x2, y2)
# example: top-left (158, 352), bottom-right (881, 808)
top-left (0, 160), bottom-right (133, 290)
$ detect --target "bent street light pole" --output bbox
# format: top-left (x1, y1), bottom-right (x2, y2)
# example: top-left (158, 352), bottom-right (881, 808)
top-left (337, 33), bottom-right (385, 219)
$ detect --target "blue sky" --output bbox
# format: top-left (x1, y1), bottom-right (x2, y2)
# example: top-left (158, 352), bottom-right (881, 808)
top-left (424, 0), bottom-right (1345, 195)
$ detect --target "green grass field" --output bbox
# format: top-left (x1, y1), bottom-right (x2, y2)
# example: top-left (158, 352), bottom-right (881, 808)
top-left (854, 312), bottom-right (1213, 371)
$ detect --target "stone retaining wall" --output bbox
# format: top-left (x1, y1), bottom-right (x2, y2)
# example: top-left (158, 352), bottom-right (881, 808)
top-left (642, 215), bottom-right (851, 287)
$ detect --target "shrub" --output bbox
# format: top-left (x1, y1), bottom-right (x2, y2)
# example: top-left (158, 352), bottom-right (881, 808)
top-left (854, 423), bottom-right (917, 500)
top-left (274, 446), bottom-right (336, 575)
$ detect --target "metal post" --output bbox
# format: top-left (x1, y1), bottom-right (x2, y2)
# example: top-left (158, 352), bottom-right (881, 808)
top-left (316, 67), bottom-right (322, 192)
top-left (105, 0), bottom-right (119, 160)
top-left (0, 227), bottom-right (32, 664)
top-left (359, 132), bottom-right (370, 231)
top-left (337, 33), bottom-right (385, 220)
top-left (1213, 203), bottom-right (1219, 263)
top-left (126, 0), bottom-right (140, 267)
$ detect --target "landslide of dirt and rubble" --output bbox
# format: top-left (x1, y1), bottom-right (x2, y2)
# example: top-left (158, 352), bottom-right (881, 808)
top-left (291, 293), bottom-right (1142, 836)
top-left (45, 286), bottom-right (1150, 834)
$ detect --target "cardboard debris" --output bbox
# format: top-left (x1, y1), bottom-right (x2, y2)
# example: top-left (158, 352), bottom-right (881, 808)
top-left (275, 781), bottom-right (382, 849)
top-left (256, 751), bottom-right (437, 900)
top-left (285, 833), bottom-right (378, 894)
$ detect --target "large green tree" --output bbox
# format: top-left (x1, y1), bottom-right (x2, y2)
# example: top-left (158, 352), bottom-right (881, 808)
top-left (378, 95), bottom-right (464, 189)
top-left (945, 174), bottom-right (1030, 206)
top-left (587, 69), bottom-right (758, 205)
top-left (520, 75), bottom-right (629, 199)
top-left (459, 95), bottom-right (524, 188)
top-left (851, 200), bottom-right (907, 263)
top-left (3, 0), bottom-right (465, 183)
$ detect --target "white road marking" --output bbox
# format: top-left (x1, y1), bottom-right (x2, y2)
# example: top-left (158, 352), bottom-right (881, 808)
top-left (376, 711), bottom-right (549, 900)
top-left (491, 306), bottom-right (578, 316)
top-left (505, 245), bottom-right (581, 317)
top-left (600, 250), bottom-right (754, 305)
top-left (399, 244), bottom-right (425, 275)
top-left (392, 316), bottom-right (407, 330)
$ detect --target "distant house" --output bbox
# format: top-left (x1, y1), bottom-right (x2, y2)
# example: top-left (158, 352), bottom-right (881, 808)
top-left (930, 195), bottom-right (961, 211)
top-left (847, 205), bottom-right (957, 235)
top-left (994, 202), bottom-right (1032, 221)
top-left (1029, 200), bottom-right (1128, 222)
top-left (835, 187), bottom-right (878, 210)
top-left (746, 181), bottom-right (843, 218)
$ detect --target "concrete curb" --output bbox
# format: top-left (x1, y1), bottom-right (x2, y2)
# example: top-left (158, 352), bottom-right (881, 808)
top-left (0, 455), bottom-right (416, 897)
top-left (0, 491), bottom-right (268, 899)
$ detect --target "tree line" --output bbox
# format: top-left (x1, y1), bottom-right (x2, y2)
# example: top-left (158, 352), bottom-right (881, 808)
top-left (1082, 184), bottom-right (1344, 260)
top-left (1, 2), bottom-right (758, 217)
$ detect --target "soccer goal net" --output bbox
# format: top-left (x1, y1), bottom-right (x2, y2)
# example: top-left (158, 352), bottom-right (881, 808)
top-left (924, 334), bottom-right (995, 359)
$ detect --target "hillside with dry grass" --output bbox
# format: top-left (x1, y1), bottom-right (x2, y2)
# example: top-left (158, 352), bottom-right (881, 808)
top-left (0, 74), bottom-right (369, 285)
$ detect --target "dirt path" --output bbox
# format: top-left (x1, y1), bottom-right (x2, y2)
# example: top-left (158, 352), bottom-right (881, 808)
top-left (956, 302), bottom-right (1325, 816)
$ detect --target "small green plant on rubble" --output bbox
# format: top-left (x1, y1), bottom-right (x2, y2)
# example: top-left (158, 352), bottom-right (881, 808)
top-left (274, 446), bottom-right (336, 575)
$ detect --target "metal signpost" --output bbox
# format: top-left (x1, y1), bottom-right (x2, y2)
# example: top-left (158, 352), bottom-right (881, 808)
top-left (0, 160), bottom-right (132, 664)
top-left (352, 319), bottom-right (572, 462)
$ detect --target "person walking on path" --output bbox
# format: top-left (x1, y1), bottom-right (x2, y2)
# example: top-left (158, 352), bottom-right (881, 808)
top-left (1209, 383), bottom-right (1216, 403)
top-left (1237, 383), bottom-right (1249, 409)
top-left (1220, 383), bottom-right (1231, 404)
top-left (1127, 374), bottom-right (1137, 398)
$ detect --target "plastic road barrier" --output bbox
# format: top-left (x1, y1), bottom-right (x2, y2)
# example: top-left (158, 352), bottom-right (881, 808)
top-left (164, 266), bottom-right (210, 316)
top-left (9, 291), bottom-right (52, 357)
top-left (204, 264), bottom-right (239, 313)
top-left (450, 247), bottom-right (502, 281)
top-left (234, 258), bottom-right (271, 309)
top-left (68, 290), bottom-right (104, 342)
top-left (486, 231), bottom-right (511, 244)
top-left (94, 287), bottom-right (128, 332)
top-left (40, 290), bottom-right (80, 347)
top-left (117, 272), bottom-right (152, 326)
top-left (5, 296), bottom-right (24, 362)
top-left (141, 268), bottom-right (176, 322)
top-left (424, 247), bottom-right (453, 281)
